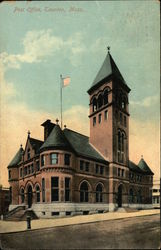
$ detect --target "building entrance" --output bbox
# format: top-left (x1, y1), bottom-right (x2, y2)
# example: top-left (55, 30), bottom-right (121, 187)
top-left (118, 185), bottom-right (122, 207)
top-left (27, 185), bottom-right (33, 208)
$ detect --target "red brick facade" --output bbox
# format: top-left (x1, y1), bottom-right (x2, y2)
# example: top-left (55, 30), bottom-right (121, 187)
top-left (8, 51), bottom-right (153, 217)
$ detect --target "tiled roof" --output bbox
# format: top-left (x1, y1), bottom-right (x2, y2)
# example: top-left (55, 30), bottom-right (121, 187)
top-left (63, 128), bottom-right (107, 163)
top-left (40, 125), bottom-right (72, 151)
top-left (8, 147), bottom-right (24, 168)
top-left (138, 158), bottom-right (154, 175)
top-left (87, 52), bottom-right (127, 94)
top-left (29, 138), bottom-right (43, 154)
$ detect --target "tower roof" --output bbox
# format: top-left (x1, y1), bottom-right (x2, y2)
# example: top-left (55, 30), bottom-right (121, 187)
top-left (138, 158), bottom-right (154, 175)
top-left (40, 125), bottom-right (72, 151)
top-left (8, 147), bottom-right (24, 168)
top-left (87, 51), bottom-right (129, 94)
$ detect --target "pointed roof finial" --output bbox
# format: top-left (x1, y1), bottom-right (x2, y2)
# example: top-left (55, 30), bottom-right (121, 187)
top-left (141, 155), bottom-right (143, 159)
top-left (56, 118), bottom-right (59, 125)
top-left (107, 46), bottom-right (110, 53)
top-left (20, 144), bottom-right (22, 148)
top-left (28, 130), bottom-right (30, 138)
top-left (64, 125), bottom-right (67, 128)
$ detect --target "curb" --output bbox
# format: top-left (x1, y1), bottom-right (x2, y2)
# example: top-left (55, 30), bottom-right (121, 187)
top-left (0, 212), bottom-right (159, 235)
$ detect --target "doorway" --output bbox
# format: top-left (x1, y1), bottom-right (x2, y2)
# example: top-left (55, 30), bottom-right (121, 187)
top-left (118, 185), bottom-right (122, 207)
top-left (27, 185), bottom-right (33, 208)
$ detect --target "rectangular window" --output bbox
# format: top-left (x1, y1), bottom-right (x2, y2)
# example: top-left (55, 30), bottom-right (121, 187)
top-left (122, 169), bottom-right (124, 177)
top-left (64, 154), bottom-right (71, 166)
top-left (100, 166), bottom-right (104, 175)
top-left (8, 170), bottom-right (11, 179)
top-left (93, 117), bottom-right (96, 126)
top-left (51, 177), bottom-right (59, 201)
top-left (124, 116), bottom-right (126, 127)
top-left (95, 164), bottom-right (99, 174)
top-left (85, 162), bottom-right (89, 172)
top-left (36, 161), bottom-right (40, 171)
top-left (80, 160), bottom-right (84, 171)
top-left (120, 113), bottom-right (123, 125)
top-left (118, 168), bottom-right (121, 176)
top-left (118, 152), bottom-right (120, 162)
top-left (50, 153), bottom-right (58, 165)
top-left (98, 113), bottom-right (102, 124)
top-left (31, 164), bottom-right (34, 173)
top-left (104, 110), bottom-right (108, 120)
top-left (28, 165), bottom-right (31, 175)
top-left (65, 178), bottom-right (70, 202)
top-left (41, 155), bottom-right (45, 167)
top-left (42, 178), bottom-right (45, 202)
top-left (24, 167), bottom-right (27, 176)
top-left (20, 168), bottom-right (22, 177)
top-left (66, 211), bottom-right (71, 216)
top-left (51, 212), bottom-right (59, 216)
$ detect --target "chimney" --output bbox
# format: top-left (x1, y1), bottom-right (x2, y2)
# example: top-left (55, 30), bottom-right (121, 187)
top-left (41, 119), bottom-right (55, 141)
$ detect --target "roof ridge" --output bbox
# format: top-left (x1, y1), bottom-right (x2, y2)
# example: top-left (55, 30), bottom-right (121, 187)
top-left (64, 128), bottom-right (89, 138)
top-left (30, 137), bottom-right (43, 143)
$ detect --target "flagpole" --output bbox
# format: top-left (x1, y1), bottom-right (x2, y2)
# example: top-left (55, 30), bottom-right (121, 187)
top-left (60, 74), bottom-right (63, 129)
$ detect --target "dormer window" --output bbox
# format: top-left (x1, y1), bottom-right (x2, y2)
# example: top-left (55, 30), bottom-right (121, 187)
top-left (27, 148), bottom-right (30, 160)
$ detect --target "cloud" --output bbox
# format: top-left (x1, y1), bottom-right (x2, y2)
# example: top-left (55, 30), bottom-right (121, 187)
top-left (0, 66), bottom-right (17, 100)
top-left (0, 101), bottom-right (88, 187)
top-left (130, 95), bottom-right (159, 107)
top-left (0, 29), bottom-right (86, 70)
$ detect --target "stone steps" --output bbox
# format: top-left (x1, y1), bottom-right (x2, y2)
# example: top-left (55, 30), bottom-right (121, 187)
top-left (5, 208), bottom-right (38, 221)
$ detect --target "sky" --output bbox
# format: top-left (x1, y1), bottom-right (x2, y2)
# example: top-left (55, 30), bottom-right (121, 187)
top-left (0, 0), bottom-right (160, 187)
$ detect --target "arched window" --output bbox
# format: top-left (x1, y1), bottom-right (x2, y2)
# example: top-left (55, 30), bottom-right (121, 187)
top-left (129, 188), bottom-right (134, 203)
top-left (103, 89), bottom-right (109, 105)
top-left (137, 189), bottom-right (142, 204)
top-left (98, 94), bottom-right (103, 109)
top-left (121, 133), bottom-right (125, 152)
top-left (36, 185), bottom-right (40, 203)
top-left (118, 93), bottom-right (122, 107)
top-left (80, 181), bottom-right (89, 202)
top-left (118, 131), bottom-right (121, 151)
top-left (121, 96), bottom-right (126, 110)
top-left (20, 188), bottom-right (24, 203)
top-left (92, 97), bottom-right (97, 112)
top-left (96, 184), bottom-right (103, 202)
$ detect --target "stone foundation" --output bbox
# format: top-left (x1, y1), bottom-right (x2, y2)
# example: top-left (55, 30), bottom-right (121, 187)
top-left (31, 203), bottom-right (109, 218)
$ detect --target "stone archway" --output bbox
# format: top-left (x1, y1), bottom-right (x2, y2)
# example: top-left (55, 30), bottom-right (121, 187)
top-left (27, 185), bottom-right (33, 208)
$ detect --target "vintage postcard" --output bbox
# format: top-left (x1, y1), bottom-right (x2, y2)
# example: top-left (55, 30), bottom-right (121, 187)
top-left (0, 1), bottom-right (160, 249)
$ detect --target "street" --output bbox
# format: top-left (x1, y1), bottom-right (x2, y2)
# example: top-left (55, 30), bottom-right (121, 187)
top-left (0, 214), bottom-right (160, 249)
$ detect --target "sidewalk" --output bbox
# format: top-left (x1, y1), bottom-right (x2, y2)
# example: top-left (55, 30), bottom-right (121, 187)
top-left (0, 209), bottom-right (159, 234)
